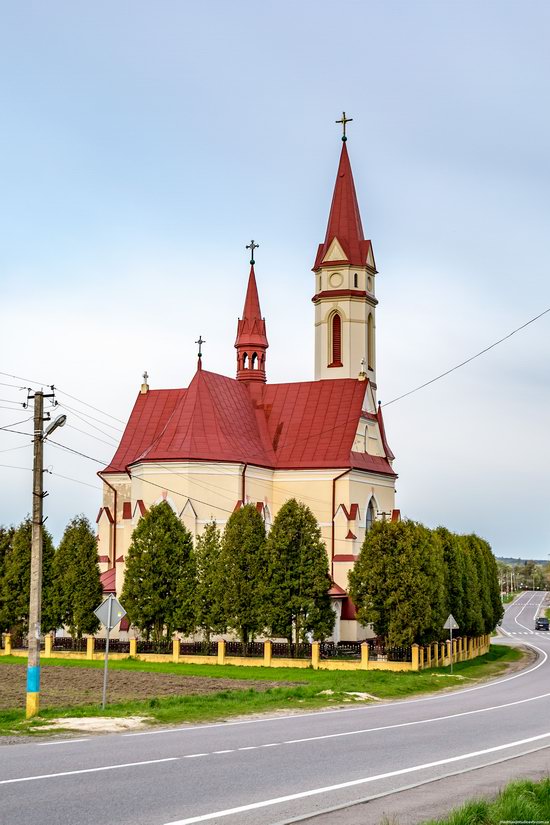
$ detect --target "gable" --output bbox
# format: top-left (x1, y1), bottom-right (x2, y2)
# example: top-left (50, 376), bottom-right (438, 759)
top-left (322, 237), bottom-right (348, 263)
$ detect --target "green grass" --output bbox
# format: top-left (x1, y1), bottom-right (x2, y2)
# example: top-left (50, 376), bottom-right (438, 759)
top-left (502, 591), bottom-right (521, 604)
top-left (0, 644), bottom-right (522, 737)
top-left (422, 777), bottom-right (550, 824)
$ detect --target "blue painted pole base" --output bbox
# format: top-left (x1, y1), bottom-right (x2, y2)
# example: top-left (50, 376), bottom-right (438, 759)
top-left (27, 665), bottom-right (40, 693)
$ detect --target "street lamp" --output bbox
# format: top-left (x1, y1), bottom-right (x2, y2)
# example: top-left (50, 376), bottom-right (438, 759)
top-left (26, 398), bottom-right (67, 719)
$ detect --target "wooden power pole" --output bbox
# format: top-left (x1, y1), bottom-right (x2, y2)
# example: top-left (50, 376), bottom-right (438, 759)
top-left (27, 390), bottom-right (44, 718)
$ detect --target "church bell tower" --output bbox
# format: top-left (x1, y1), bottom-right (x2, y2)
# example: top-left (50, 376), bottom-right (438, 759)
top-left (312, 116), bottom-right (378, 389)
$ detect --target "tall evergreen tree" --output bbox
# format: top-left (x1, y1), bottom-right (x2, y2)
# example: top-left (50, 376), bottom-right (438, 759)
top-left (194, 520), bottom-right (225, 641)
top-left (219, 504), bottom-right (267, 643)
top-left (265, 499), bottom-right (334, 643)
top-left (121, 501), bottom-right (195, 642)
top-left (0, 526), bottom-right (14, 628)
top-left (457, 534), bottom-right (484, 637)
top-left (435, 527), bottom-right (466, 629)
top-left (478, 537), bottom-right (504, 630)
top-left (50, 515), bottom-right (103, 639)
top-left (0, 518), bottom-right (56, 635)
top-left (349, 520), bottom-right (446, 646)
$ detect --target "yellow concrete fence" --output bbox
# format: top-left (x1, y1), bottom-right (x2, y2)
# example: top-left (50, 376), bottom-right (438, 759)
top-left (1, 633), bottom-right (491, 672)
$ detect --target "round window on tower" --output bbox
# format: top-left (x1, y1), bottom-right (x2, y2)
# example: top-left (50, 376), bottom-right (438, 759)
top-left (367, 276), bottom-right (373, 292)
top-left (329, 272), bottom-right (343, 288)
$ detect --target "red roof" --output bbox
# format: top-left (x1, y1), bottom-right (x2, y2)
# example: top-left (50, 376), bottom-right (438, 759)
top-left (102, 370), bottom-right (396, 476)
top-left (100, 568), bottom-right (116, 593)
top-left (103, 389), bottom-right (185, 472)
top-left (235, 265), bottom-right (268, 350)
top-left (313, 142), bottom-right (375, 270)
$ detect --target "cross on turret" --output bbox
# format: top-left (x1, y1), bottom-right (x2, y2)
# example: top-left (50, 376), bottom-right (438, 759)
top-left (246, 240), bottom-right (259, 265)
top-left (335, 111), bottom-right (353, 141)
top-left (195, 336), bottom-right (205, 358)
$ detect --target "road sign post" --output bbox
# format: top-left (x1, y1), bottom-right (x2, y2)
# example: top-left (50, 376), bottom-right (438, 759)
top-left (443, 614), bottom-right (459, 675)
top-left (94, 594), bottom-right (126, 709)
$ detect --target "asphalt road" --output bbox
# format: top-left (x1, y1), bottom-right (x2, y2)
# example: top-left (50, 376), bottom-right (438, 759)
top-left (1, 591), bottom-right (549, 825)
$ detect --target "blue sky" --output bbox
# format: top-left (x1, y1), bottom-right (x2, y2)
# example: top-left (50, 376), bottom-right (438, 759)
top-left (1, 1), bottom-right (549, 557)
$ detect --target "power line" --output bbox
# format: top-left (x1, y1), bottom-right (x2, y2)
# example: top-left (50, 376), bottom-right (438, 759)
top-left (0, 370), bottom-right (49, 387)
top-left (66, 424), bottom-right (118, 448)
top-left (55, 400), bottom-right (123, 432)
top-left (0, 463), bottom-right (100, 491)
top-left (54, 388), bottom-right (126, 425)
top-left (383, 306), bottom-right (550, 408)
top-left (0, 381), bottom-right (27, 390)
top-left (0, 397), bottom-right (25, 405)
top-left (0, 444), bottom-right (30, 454)
top-left (0, 417), bottom-right (32, 431)
top-left (48, 440), bottom-right (108, 465)
top-left (57, 403), bottom-right (119, 441)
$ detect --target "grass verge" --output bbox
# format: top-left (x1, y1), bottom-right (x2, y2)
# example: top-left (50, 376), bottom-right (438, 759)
top-left (0, 644), bottom-right (522, 736)
top-left (421, 777), bottom-right (550, 824)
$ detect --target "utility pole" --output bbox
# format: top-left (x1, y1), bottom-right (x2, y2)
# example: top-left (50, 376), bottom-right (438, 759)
top-left (26, 389), bottom-right (65, 719)
top-left (26, 390), bottom-right (46, 719)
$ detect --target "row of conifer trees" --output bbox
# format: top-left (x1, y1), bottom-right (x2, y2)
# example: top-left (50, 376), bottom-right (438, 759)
top-left (0, 516), bottom-right (103, 639)
top-left (0, 502), bottom-right (504, 648)
top-left (120, 499), bottom-right (335, 645)
top-left (349, 520), bottom-right (504, 647)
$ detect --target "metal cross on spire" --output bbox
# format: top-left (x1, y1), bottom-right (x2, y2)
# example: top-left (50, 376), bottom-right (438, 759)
top-left (246, 240), bottom-right (259, 265)
top-left (142, 370), bottom-right (149, 385)
top-left (336, 111), bottom-right (353, 142)
top-left (195, 336), bottom-right (205, 359)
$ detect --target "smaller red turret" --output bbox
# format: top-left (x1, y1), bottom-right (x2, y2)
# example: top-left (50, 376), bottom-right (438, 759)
top-left (235, 265), bottom-right (268, 383)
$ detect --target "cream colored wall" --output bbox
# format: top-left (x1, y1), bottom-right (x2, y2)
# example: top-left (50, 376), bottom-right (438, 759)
top-left (314, 263), bottom-right (377, 384)
top-left (99, 460), bottom-right (395, 640)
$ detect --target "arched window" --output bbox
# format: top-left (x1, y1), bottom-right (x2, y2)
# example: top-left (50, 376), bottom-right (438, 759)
top-left (366, 497), bottom-right (376, 531)
top-left (367, 314), bottom-right (374, 370)
top-left (319, 275), bottom-right (322, 292)
top-left (251, 352), bottom-right (258, 369)
top-left (242, 352), bottom-right (248, 369)
top-left (354, 272), bottom-right (358, 288)
top-left (330, 313), bottom-right (342, 367)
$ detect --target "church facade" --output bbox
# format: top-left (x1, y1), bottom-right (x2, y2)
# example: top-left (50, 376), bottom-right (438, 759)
top-left (97, 134), bottom-right (398, 641)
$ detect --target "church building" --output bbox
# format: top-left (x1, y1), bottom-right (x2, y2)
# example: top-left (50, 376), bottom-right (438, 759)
top-left (97, 126), bottom-right (398, 641)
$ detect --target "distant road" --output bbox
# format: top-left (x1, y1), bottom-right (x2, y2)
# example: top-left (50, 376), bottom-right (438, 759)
top-left (1, 592), bottom-right (549, 825)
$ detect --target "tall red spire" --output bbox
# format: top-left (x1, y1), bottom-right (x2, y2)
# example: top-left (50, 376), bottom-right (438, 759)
top-left (235, 265), bottom-right (268, 383)
top-left (313, 142), bottom-right (373, 270)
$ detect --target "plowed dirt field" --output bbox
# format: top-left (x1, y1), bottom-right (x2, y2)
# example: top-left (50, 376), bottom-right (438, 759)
top-left (0, 663), bottom-right (300, 710)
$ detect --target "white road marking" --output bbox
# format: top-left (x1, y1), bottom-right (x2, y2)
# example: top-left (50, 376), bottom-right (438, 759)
top-left (270, 742), bottom-right (550, 825)
top-left (163, 732), bottom-right (550, 824)
top-left (184, 754), bottom-right (208, 759)
top-left (36, 739), bottom-right (90, 746)
top-left (122, 610), bottom-right (549, 743)
top-left (238, 746), bottom-right (257, 751)
top-left (0, 757), bottom-right (178, 785)
top-left (212, 750), bottom-right (234, 755)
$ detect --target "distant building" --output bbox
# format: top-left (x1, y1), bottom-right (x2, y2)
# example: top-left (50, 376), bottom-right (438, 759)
top-left (97, 133), bottom-right (398, 640)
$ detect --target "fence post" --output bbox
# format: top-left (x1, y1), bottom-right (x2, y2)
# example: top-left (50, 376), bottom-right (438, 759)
top-left (411, 644), bottom-right (420, 671)
top-left (264, 639), bottom-right (272, 668)
top-left (217, 639), bottom-right (226, 666)
top-left (44, 633), bottom-right (53, 658)
top-left (361, 641), bottom-right (370, 670)
top-left (129, 638), bottom-right (137, 657)
top-left (4, 633), bottom-right (11, 656)
top-left (426, 643), bottom-right (432, 668)
top-left (419, 646), bottom-right (425, 670)
top-left (452, 639), bottom-right (457, 664)
top-left (432, 642), bottom-right (438, 667)
top-left (172, 639), bottom-right (180, 663)
top-left (446, 640), bottom-right (452, 666)
top-left (311, 641), bottom-right (320, 670)
top-left (86, 637), bottom-right (95, 660)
